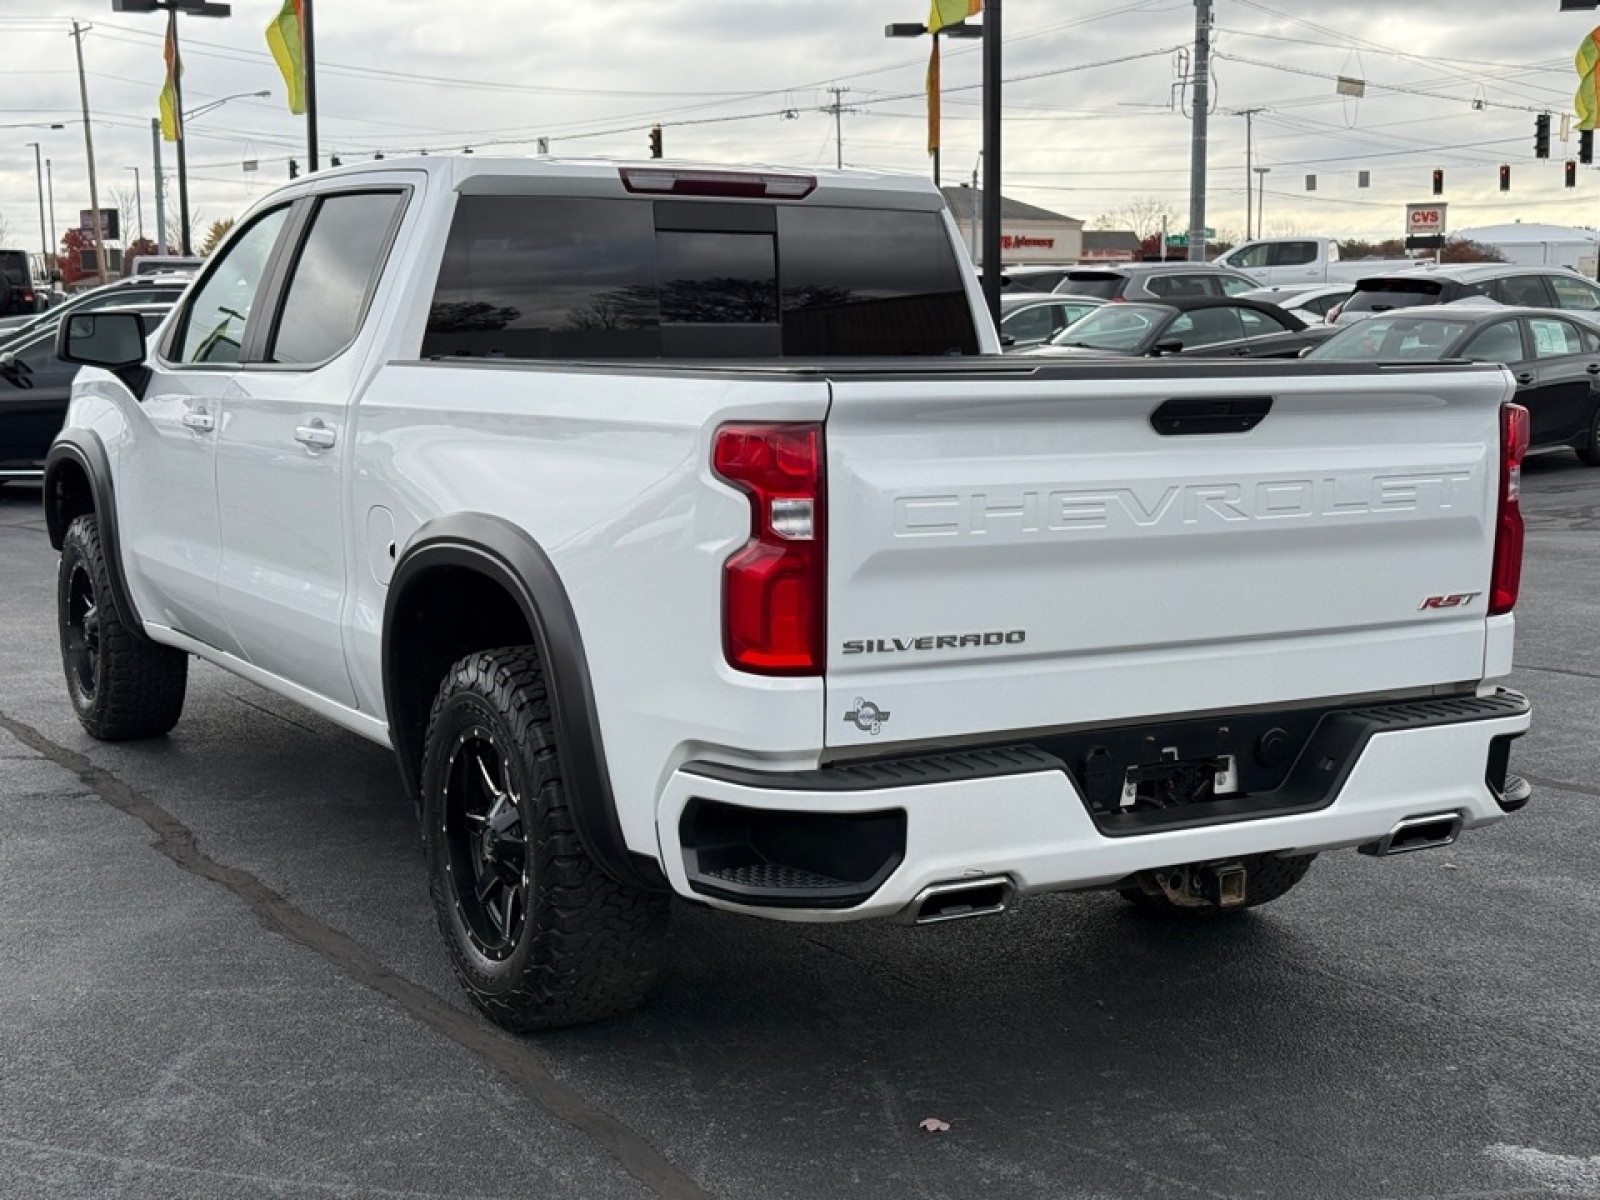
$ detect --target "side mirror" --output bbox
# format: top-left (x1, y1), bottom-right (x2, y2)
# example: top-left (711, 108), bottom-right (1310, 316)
top-left (1153, 339), bottom-right (1185, 356)
top-left (999, 334), bottom-right (1016, 347)
top-left (57, 311), bottom-right (146, 369)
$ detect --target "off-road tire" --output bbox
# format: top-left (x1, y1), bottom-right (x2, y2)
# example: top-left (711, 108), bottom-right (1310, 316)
top-left (420, 647), bottom-right (670, 1031)
top-left (58, 514), bottom-right (188, 740)
top-left (1576, 403), bottom-right (1600, 467)
top-left (1119, 852), bottom-right (1315, 917)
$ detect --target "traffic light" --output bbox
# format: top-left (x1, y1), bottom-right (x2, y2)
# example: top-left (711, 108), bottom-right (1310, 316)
top-left (289, 159), bottom-right (299, 179)
top-left (1432, 168), bottom-right (1444, 196)
top-left (649, 125), bottom-right (663, 159)
top-left (1568, 160), bottom-right (1579, 187)
top-left (1499, 164), bottom-right (1511, 191)
top-left (1535, 113), bottom-right (1552, 159)
top-left (1582, 129), bottom-right (1595, 165)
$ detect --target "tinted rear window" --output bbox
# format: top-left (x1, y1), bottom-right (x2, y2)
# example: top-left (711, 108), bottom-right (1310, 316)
top-left (0, 252), bottom-right (28, 285)
top-left (1342, 278), bottom-right (1446, 314)
top-left (1061, 272), bottom-right (1124, 300)
top-left (423, 195), bottom-right (977, 359)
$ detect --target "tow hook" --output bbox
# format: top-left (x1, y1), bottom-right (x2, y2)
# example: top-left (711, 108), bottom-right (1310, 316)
top-left (1144, 861), bottom-right (1248, 908)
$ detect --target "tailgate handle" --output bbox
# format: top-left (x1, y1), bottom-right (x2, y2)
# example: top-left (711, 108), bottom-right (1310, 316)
top-left (1150, 397), bottom-right (1273, 435)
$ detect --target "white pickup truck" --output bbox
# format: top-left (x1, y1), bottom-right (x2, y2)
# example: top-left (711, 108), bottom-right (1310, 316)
top-left (1215, 236), bottom-right (1422, 287)
top-left (45, 156), bottom-right (1532, 1031)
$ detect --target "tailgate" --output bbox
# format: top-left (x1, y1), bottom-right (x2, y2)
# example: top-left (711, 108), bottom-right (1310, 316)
top-left (824, 363), bottom-right (1514, 750)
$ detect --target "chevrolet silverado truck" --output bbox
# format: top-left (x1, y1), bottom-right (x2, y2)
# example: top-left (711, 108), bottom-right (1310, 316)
top-left (44, 156), bottom-right (1533, 1031)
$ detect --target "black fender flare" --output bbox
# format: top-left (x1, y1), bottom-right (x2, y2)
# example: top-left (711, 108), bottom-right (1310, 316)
top-left (43, 432), bottom-right (148, 638)
top-left (383, 513), bottom-right (663, 891)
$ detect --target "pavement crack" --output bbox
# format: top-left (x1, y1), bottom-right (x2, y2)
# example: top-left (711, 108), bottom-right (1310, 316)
top-left (0, 708), bottom-right (713, 1200)
top-left (1516, 663), bottom-right (1600, 682)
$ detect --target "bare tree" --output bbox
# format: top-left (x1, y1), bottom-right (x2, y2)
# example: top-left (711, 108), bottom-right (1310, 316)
top-left (107, 186), bottom-right (142, 246)
top-left (1090, 198), bottom-right (1180, 241)
top-left (0, 209), bottom-right (14, 250)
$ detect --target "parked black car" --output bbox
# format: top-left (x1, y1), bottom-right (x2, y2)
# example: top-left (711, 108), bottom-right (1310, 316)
top-left (0, 274), bottom-right (191, 350)
top-left (1307, 306), bottom-right (1600, 465)
top-left (0, 303), bottom-right (174, 482)
top-left (997, 292), bottom-right (1103, 351)
top-left (1331, 264), bottom-right (1600, 325)
top-left (1024, 296), bottom-right (1333, 360)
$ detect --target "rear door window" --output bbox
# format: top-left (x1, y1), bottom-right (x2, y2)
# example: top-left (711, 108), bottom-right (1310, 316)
top-left (1269, 241), bottom-right (1319, 267)
top-left (1491, 275), bottom-right (1555, 307)
top-left (1528, 317), bottom-right (1586, 359)
top-left (269, 191), bottom-right (407, 365)
top-left (1217, 274), bottom-right (1258, 297)
top-left (1550, 274), bottom-right (1600, 311)
top-left (423, 195), bottom-right (976, 359)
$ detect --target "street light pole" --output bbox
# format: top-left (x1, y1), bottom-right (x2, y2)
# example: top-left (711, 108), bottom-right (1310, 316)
top-left (26, 143), bottom-right (49, 275)
top-left (127, 165), bottom-right (144, 243)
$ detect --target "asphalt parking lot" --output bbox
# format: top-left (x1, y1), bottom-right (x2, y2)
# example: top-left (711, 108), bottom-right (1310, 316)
top-left (0, 454), bottom-right (1597, 1200)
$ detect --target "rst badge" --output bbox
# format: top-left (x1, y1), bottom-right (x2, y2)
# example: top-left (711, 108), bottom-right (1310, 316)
top-left (1419, 592), bottom-right (1482, 611)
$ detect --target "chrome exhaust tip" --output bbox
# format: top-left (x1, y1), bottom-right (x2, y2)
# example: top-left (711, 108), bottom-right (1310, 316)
top-left (1360, 812), bottom-right (1464, 858)
top-left (907, 875), bottom-right (1015, 925)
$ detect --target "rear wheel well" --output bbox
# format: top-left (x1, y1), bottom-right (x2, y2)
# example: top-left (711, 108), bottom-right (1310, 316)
top-left (386, 566), bottom-right (533, 796)
top-left (46, 459), bottom-right (95, 550)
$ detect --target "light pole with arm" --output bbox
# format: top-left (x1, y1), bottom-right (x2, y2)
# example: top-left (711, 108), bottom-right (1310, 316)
top-left (884, 19), bottom-right (982, 188)
top-left (111, 0), bottom-right (234, 256)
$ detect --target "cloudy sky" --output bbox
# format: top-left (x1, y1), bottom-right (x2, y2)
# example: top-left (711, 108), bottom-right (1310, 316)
top-left (0, 0), bottom-right (1596, 260)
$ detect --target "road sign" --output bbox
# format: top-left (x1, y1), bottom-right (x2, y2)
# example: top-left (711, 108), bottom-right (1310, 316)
top-left (1165, 228), bottom-right (1216, 248)
top-left (1406, 204), bottom-right (1448, 237)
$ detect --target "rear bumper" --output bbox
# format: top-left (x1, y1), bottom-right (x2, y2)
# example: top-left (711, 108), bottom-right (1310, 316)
top-left (655, 689), bottom-right (1531, 922)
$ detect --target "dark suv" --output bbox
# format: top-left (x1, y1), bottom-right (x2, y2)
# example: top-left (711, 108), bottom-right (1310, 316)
top-left (0, 250), bottom-right (37, 318)
top-left (1333, 264), bottom-right (1600, 324)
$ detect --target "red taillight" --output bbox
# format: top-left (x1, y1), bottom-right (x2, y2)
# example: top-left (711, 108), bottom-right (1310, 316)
top-left (1490, 402), bottom-right (1530, 616)
top-left (713, 423), bottom-right (825, 675)
top-left (619, 167), bottom-right (817, 199)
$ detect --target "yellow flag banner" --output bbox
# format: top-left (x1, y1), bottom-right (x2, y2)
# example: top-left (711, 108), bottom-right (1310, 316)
top-left (158, 13), bottom-right (181, 142)
top-left (1578, 27), bottom-right (1600, 132)
top-left (927, 38), bottom-right (941, 155)
top-left (266, 0), bottom-right (307, 116)
top-left (928, 0), bottom-right (981, 35)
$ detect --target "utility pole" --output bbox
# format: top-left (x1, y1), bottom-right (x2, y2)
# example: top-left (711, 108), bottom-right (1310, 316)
top-left (128, 166), bottom-right (143, 243)
top-left (71, 20), bottom-right (109, 285)
top-left (1235, 107), bottom-right (1265, 240)
top-left (151, 118), bottom-right (167, 255)
top-left (823, 87), bottom-right (852, 169)
top-left (1187, 0), bottom-right (1212, 263)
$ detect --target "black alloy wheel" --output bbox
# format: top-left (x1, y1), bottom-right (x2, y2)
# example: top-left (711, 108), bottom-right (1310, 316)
top-left (63, 559), bottom-right (102, 704)
top-left (440, 726), bottom-right (529, 961)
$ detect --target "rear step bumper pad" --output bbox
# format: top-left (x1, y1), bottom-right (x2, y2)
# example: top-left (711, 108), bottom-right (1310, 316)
top-left (658, 690), bottom-right (1531, 921)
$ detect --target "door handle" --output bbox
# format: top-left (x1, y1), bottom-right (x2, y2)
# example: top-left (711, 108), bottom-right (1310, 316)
top-left (1586, 363), bottom-right (1600, 375)
top-left (295, 422), bottom-right (337, 450)
top-left (181, 410), bottom-right (214, 432)
top-left (1515, 373), bottom-right (1535, 385)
